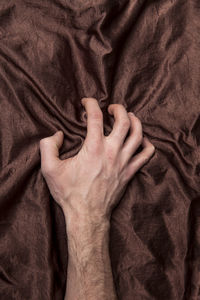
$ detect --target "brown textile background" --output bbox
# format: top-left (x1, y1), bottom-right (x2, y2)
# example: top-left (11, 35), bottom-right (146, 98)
top-left (0, 0), bottom-right (200, 299)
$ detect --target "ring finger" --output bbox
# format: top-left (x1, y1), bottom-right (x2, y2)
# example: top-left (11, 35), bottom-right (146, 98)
top-left (120, 112), bottom-right (143, 166)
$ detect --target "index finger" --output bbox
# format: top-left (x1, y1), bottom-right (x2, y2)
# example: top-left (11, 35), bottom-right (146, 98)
top-left (81, 97), bottom-right (104, 144)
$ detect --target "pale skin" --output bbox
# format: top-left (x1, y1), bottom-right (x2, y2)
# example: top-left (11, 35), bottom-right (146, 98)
top-left (39, 97), bottom-right (156, 300)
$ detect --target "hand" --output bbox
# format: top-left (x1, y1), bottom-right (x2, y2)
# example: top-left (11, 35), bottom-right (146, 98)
top-left (39, 97), bottom-right (155, 223)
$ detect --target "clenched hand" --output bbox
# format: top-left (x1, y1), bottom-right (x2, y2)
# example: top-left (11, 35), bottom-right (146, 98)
top-left (39, 98), bottom-right (155, 224)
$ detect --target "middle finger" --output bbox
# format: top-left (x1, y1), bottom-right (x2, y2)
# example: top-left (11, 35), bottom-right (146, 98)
top-left (106, 104), bottom-right (131, 150)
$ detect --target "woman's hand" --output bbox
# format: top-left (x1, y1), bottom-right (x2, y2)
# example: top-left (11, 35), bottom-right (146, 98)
top-left (39, 97), bottom-right (155, 223)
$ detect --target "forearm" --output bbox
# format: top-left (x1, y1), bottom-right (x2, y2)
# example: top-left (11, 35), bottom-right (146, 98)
top-left (64, 213), bottom-right (118, 300)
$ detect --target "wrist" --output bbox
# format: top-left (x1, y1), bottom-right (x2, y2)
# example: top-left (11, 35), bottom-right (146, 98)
top-left (63, 207), bottom-right (110, 233)
top-left (65, 211), bottom-right (110, 234)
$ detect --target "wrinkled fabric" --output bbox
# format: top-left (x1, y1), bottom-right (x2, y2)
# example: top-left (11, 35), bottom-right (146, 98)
top-left (0, 0), bottom-right (200, 299)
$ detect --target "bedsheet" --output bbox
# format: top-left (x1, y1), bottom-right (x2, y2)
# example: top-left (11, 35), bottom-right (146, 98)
top-left (0, 0), bottom-right (200, 299)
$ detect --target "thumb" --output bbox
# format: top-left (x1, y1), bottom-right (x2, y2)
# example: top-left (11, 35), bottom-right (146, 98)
top-left (39, 130), bottom-right (64, 172)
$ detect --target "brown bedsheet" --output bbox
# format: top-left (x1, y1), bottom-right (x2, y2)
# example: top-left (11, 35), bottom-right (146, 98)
top-left (0, 0), bottom-right (200, 299)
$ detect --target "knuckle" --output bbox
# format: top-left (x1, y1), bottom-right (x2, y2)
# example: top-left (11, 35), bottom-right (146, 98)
top-left (110, 103), bottom-right (118, 108)
top-left (89, 97), bottom-right (98, 101)
top-left (136, 132), bottom-right (143, 145)
top-left (117, 103), bottom-right (125, 109)
top-left (121, 119), bottom-right (130, 130)
top-left (134, 117), bottom-right (142, 131)
top-left (133, 118), bottom-right (143, 135)
top-left (111, 103), bottom-right (123, 112)
top-left (116, 104), bottom-right (126, 113)
top-left (149, 144), bottom-right (156, 154)
top-left (84, 97), bottom-right (97, 104)
top-left (40, 138), bottom-right (49, 147)
top-left (41, 163), bottom-right (54, 175)
top-left (108, 104), bottom-right (127, 116)
top-left (90, 111), bottom-right (103, 121)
